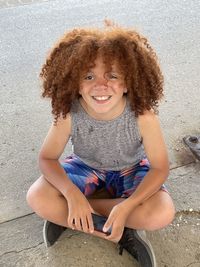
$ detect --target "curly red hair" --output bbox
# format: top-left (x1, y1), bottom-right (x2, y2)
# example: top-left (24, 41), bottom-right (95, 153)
top-left (40, 23), bottom-right (164, 122)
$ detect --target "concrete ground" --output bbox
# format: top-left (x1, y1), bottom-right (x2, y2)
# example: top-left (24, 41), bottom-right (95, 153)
top-left (0, 0), bottom-right (200, 266)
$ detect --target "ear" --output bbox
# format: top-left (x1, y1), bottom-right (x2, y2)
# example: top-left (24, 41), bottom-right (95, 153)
top-left (123, 88), bottom-right (128, 93)
top-left (79, 87), bottom-right (82, 95)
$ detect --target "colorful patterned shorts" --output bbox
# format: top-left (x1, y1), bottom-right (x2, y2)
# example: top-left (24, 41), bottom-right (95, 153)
top-left (61, 155), bottom-right (166, 198)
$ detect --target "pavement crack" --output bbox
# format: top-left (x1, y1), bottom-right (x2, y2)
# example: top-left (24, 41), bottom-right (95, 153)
top-left (67, 232), bottom-right (81, 238)
top-left (0, 242), bottom-right (43, 257)
top-left (185, 262), bottom-right (200, 267)
top-left (0, 212), bottom-right (34, 225)
top-left (176, 210), bottom-right (200, 216)
top-left (0, 0), bottom-right (53, 10)
top-left (170, 161), bottom-right (196, 171)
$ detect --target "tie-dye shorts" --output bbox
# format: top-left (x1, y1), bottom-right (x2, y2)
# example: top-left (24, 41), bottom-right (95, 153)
top-left (61, 154), bottom-right (167, 198)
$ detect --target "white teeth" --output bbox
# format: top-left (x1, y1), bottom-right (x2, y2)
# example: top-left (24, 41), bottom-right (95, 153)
top-left (93, 96), bottom-right (110, 101)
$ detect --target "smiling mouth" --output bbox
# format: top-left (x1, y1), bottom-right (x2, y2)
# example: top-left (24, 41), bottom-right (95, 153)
top-left (92, 96), bottom-right (112, 101)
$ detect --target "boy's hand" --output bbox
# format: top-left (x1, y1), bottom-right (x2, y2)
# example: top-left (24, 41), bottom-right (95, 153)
top-left (103, 202), bottom-right (131, 242)
top-left (64, 184), bottom-right (94, 234)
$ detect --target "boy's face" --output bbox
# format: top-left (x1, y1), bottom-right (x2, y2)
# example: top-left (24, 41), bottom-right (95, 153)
top-left (79, 56), bottom-right (127, 120)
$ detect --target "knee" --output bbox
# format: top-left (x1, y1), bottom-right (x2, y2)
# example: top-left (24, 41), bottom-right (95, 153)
top-left (146, 199), bottom-right (176, 231)
top-left (26, 182), bottom-right (41, 211)
top-left (26, 176), bottom-right (48, 213)
top-left (26, 176), bottom-right (62, 217)
top-left (158, 202), bottom-right (175, 227)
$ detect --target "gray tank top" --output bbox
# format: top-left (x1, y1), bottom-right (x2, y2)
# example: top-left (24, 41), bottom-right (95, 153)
top-left (70, 98), bottom-right (146, 171)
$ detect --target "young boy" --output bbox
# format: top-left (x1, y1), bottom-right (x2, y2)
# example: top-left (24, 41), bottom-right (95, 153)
top-left (27, 23), bottom-right (175, 267)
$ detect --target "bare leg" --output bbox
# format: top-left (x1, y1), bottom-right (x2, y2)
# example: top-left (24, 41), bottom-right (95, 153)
top-left (27, 176), bottom-right (107, 239)
top-left (27, 176), bottom-right (175, 233)
top-left (89, 191), bottom-right (175, 231)
top-left (27, 175), bottom-right (174, 267)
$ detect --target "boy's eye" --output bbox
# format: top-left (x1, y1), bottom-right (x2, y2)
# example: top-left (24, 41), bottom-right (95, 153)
top-left (84, 74), bottom-right (94, 80)
top-left (107, 73), bottom-right (118, 79)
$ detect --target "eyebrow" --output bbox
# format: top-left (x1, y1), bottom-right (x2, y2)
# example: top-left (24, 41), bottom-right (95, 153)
top-left (85, 63), bottom-right (121, 73)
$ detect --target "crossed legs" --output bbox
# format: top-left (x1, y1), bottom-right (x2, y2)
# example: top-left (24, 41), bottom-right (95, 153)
top-left (27, 175), bottom-right (175, 234)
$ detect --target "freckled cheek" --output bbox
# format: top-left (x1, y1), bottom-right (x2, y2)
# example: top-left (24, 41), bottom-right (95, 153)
top-left (110, 82), bottom-right (126, 92)
top-left (120, 82), bottom-right (126, 88)
top-left (79, 84), bottom-right (93, 94)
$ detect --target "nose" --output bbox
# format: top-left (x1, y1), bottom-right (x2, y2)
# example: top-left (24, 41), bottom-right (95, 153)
top-left (95, 76), bottom-right (108, 88)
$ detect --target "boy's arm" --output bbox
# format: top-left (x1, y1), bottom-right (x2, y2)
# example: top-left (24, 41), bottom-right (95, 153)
top-left (38, 114), bottom-right (95, 232)
top-left (38, 114), bottom-right (75, 195)
top-left (125, 110), bottom-right (169, 209)
top-left (103, 110), bottom-right (169, 241)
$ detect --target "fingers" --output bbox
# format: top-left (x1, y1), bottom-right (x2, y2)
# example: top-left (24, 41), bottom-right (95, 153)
top-left (103, 215), bottom-right (124, 242)
top-left (68, 216), bottom-right (75, 230)
top-left (68, 213), bottom-right (122, 243)
top-left (75, 217), bottom-right (82, 231)
top-left (103, 215), bottom-right (113, 234)
top-left (81, 214), bottom-right (94, 233)
top-left (68, 213), bottom-right (94, 233)
top-left (87, 213), bottom-right (94, 233)
top-left (105, 225), bottom-right (123, 243)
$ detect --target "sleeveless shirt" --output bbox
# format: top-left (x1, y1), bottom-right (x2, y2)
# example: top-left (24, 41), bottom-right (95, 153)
top-left (70, 99), bottom-right (146, 171)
